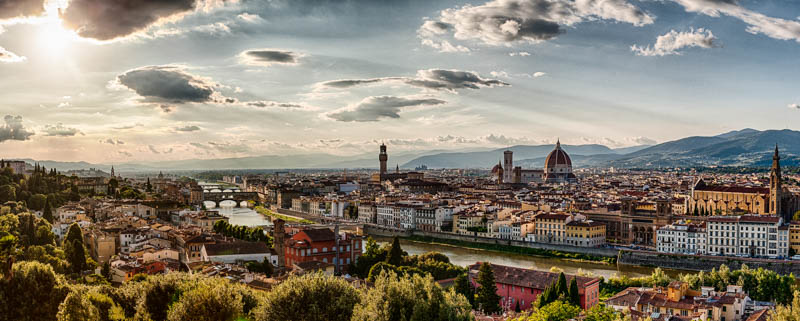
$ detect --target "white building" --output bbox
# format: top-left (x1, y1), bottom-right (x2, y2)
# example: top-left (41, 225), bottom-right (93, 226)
top-left (434, 206), bottom-right (454, 232)
top-left (376, 205), bottom-right (396, 228)
top-left (656, 221), bottom-right (707, 255)
top-left (706, 215), bottom-right (788, 259)
top-left (357, 203), bottom-right (376, 224)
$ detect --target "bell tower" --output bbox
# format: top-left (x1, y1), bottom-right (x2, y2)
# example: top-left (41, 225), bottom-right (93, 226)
top-left (379, 143), bottom-right (388, 175)
top-left (770, 144), bottom-right (783, 217)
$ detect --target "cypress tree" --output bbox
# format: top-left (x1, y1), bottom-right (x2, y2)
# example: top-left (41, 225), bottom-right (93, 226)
top-left (568, 277), bottom-right (580, 307)
top-left (555, 272), bottom-right (568, 298)
top-left (475, 262), bottom-right (501, 314)
top-left (454, 273), bottom-right (475, 307)
top-left (42, 198), bottom-right (54, 224)
top-left (385, 236), bottom-right (404, 266)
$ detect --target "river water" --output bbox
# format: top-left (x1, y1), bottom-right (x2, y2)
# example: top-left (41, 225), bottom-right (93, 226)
top-left (204, 201), bottom-right (272, 227)
top-left (375, 237), bottom-right (687, 280)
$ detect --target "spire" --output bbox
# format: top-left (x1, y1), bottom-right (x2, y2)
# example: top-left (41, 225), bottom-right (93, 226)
top-left (774, 144), bottom-right (780, 160)
top-left (556, 138), bottom-right (561, 149)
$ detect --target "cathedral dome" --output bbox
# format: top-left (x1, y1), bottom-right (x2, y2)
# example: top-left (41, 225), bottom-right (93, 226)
top-left (544, 141), bottom-right (572, 171)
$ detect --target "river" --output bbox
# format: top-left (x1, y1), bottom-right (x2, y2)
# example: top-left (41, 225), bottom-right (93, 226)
top-left (374, 237), bottom-right (687, 280)
top-left (204, 201), bottom-right (273, 227)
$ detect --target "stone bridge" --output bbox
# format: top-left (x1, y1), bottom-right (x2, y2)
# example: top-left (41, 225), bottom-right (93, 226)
top-left (203, 191), bottom-right (259, 207)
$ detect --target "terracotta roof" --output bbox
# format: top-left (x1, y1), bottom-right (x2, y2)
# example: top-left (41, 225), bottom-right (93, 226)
top-left (544, 142), bottom-right (572, 169)
top-left (694, 185), bottom-right (769, 194)
top-left (468, 263), bottom-right (599, 290)
top-left (205, 241), bottom-right (270, 256)
top-left (746, 309), bottom-right (770, 321)
top-left (298, 228), bottom-right (336, 242)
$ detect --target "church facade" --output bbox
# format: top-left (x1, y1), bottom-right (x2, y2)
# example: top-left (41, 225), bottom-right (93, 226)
top-left (689, 145), bottom-right (800, 221)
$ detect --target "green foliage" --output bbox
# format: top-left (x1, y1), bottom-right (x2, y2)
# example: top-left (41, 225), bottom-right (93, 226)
top-left (513, 300), bottom-right (581, 321)
top-left (350, 237), bottom-right (387, 278)
top-left (601, 268), bottom-right (671, 298)
top-left (677, 264), bottom-right (796, 305)
top-left (386, 237), bottom-right (404, 266)
top-left (254, 272), bottom-right (360, 321)
top-left (554, 272), bottom-right (567, 299)
top-left (454, 273), bottom-right (475, 308)
top-left (27, 194), bottom-right (47, 211)
top-left (770, 291), bottom-right (800, 321)
top-left (57, 291), bottom-right (100, 321)
top-left (0, 261), bottom-right (71, 321)
top-left (352, 271), bottom-right (473, 321)
top-left (43, 198), bottom-right (54, 223)
top-left (101, 261), bottom-right (111, 281)
top-left (213, 220), bottom-right (272, 245)
top-left (568, 277), bottom-right (581, 307)
top-left (584, 304), bottom-right (619, 321)
top-left (245, 257), bottom-right (274, 277)
top-left (475, 262), bottom-right (502, 314)
top-left (166, 281), bottom-right (247, 321)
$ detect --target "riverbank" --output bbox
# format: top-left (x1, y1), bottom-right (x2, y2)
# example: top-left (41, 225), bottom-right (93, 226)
top-left (254, 206), bottom-right (314, 224)
top-left (402, 235), bottom-right (617, 264)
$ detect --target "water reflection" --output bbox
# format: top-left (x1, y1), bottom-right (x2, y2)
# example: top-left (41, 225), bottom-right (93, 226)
top-left (204, 201), bottom-right (272, 227)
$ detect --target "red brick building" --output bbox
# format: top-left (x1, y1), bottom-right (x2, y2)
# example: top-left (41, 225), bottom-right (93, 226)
top-left (285, 228), bottom-right (362, 274)
top-left (467, 263), bottom-right (601, 311)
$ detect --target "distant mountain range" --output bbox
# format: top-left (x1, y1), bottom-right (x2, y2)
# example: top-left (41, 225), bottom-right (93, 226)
top-left (12, 129), bottom-right (800, 171)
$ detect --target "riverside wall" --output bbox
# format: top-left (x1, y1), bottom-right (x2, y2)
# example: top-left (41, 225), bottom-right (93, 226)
top-left (363, 226), bottom-right (619, 257)
top-left (618, 250), bottom-right (800, 275)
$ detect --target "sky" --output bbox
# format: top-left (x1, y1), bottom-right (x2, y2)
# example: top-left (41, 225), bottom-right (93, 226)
top-left (0, 0), bottom-right (799, 163)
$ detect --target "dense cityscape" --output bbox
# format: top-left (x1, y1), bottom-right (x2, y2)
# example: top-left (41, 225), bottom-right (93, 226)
top-left (4, 0), bottom-right (800, 320)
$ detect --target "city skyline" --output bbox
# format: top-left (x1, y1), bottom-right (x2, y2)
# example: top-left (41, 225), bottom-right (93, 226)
top-left (1, 0), bottom-right (800, 163)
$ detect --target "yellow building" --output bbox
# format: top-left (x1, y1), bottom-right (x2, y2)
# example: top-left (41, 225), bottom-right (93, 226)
top-left (534, 213), bottom-right (570, 244)
top-left (689, 179), bottom-right (770, 215)
top-left (565, 220), bottom-right (606, 247)
top-left (790, 221), bottom-right (800, 255)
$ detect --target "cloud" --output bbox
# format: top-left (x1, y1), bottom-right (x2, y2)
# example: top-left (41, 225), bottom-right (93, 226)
top-left (421, 0), bottom-right (653, 48)
top-left (42, 123), bottom-right (81, 137)
top-left (0, 115), bottom-right (34, 142)
top-left (148, 145), bottom-right (161, 154)
top-left (533, 72), bottom-right (547, 78)
top-left (672, 0), bottom-right (800, 42)
top-left (175, 125), bottom-right (201, 132)
top-left (237, 13), bottom-right (264, 23)
top-left (319, 69), bottom-right (508, 93)
top-left (0, 0), bottom-right (46, 20)
top-left (632, 28), bottom-right (718, 56)
top-left (116, 65), bottom-right (226, 104)
top-left (789, 103), bottom-right (800, 109)
top-left (245, 101), bottom-right (305, 108)
top-left (190, 141), bottom-right (251, 153)
top-left (0, 46), bottom-right (25, 63)
top-left (102, 138), bottom-right (125, 145)
top-left (240, 49), bottom-right (303, 66)
top-left (327, 96), bottom-right (446, 122)
top-left (59, 0), bottom-right (232, 41)
top-left (418, 21), bottom-right (471, 52)
top-left (112, 123), bottom-right (144, 130)
top-left (509, 51), bottom-right (531, 56)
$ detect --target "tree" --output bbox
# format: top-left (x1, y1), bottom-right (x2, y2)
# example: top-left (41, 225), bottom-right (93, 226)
top-left (351, 271), bottom-right (473, 321)
top-left (517, 300), bottom-right (581, 321)
top-left (385, 236), bottom-right (404, 266)
top-left (65, 239), bottom-right (87, 274)
top-left (770, 291), bottom-right (800, 321)
top-left (65, 223), bottom-right (83, 245)
top-left (56, 291), bottom-right (100, 321)
top-left (27, 194), bottom-right (47, 211)
top-left (584, 304), bottom-right (618, 321)
top-left (0, 261), bottom-right (71, 320)
top-left (166, 281), bottom-right (248, 321)
top-left (568, 277), bottom-right (580, 307)
top-left (475, 262), bottom-right (501, 314)
top-left (554, 272), bottom-right (568, 299)
top-left (101, 261), bottom-right (111, 281)
top-left (454, 273), bottom-right (475, 308)
top-left (515, 301), bottom-right (521, 313)
top-left (42, 199), bottom-right (54, 224)
top-left (0, 185), bottom-right (16, 203)
top-left (254, 272), bottom-right (360, 321)
top-left (793, 210), bottom-right (800, 222)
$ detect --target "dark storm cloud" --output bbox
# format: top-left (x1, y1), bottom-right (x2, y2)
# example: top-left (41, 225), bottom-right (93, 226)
top-left (319, 69), bottom-right (508, 92)
top-left (0, 0), bottom-right (46, 20)
top-left (241, 49), bottom-right (303, 66)
top-left (59, 0), bottom-right (228, 40)
top-left (0, 115), bottom-right (34, 142)
top-left (327, 96), bottom-right (446, 122)
top-left (116, 65), bottom-right (220, 104)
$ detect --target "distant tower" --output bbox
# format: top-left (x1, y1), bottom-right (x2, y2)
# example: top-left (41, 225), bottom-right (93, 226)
top-left (396, 164), bottom-right (400, 173)
top-left (770, 144), bottom-right (783, 217)
top-left (503, 150), bottom-right (513, 183)
top-left (379, 143), bottom-right (388, 175)
top-left (273, 219), bottom-right (286, 272)
top-left (110, 166), bottom-right (115, 177)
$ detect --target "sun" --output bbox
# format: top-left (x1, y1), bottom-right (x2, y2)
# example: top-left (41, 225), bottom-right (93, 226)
top-left (35, 1), bottom-right (79, 56)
